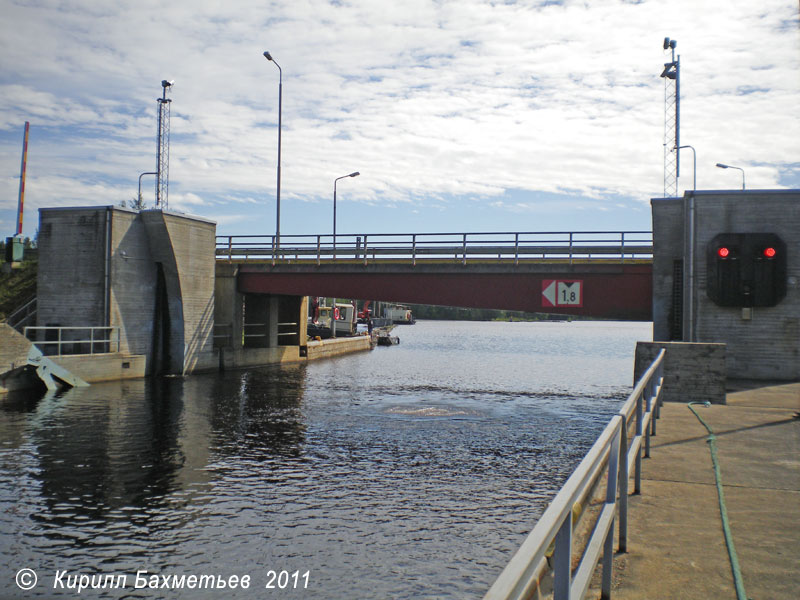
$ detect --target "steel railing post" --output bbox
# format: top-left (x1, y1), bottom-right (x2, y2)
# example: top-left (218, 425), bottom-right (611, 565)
top-left (514, 233), bottom-right (519, 266)
top-left (635, 394), bottom-right (643, 494)
top-left (316, 235), bottom-right (321, 266)
top-left (553, 515), bottom-right (572, 600)
top-left (645, 379), bottom-right (653, 458)
top-left (412, 234), bottom-right (416, 267)
top-left (569, 232), bottom-right (574, 265)
top-left (602, 423), bottom-right (621, 599)
top-left (462, 233), bottom-right (467, 266)
top-left (363, 235), bottom-right (369, 266)
top-left (618, 418), bottom-right (629, 553)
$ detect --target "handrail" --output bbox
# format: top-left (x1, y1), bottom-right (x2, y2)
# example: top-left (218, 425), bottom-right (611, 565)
top-left (484, 349), bottom-right (665, 600)
top-left (215, 231), bottom-right (653, 265)
top-left (6, 296), bottom-right (37, 332)
top-left (23, 326), bottom-right (120, 357)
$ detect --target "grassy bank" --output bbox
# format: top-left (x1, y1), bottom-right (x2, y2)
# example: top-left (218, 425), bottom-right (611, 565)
top-left (0, 257), bottom-right (37, 321)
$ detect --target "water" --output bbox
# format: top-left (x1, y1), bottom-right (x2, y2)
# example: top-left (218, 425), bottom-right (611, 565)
top-left (0, 320), bottom-right (651, 599)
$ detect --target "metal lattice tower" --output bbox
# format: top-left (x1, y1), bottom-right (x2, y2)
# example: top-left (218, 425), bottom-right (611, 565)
top-left (156, 80), bottom-right (173, 209)
top-left (661, 39), bottom-right (680, 197)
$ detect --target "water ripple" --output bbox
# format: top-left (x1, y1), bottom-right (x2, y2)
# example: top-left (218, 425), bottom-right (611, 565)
top-left (0, 320), bottom-right (650, 599)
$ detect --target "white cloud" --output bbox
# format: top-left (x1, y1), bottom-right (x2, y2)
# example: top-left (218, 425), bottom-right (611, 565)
top-left (0, 0), bottom-right (797, 237)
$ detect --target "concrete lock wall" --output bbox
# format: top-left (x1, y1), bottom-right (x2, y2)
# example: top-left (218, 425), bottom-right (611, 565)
top-left (37, 208), bottom-right (110, 339)
top-left (25, 206), bottom-right (355, 386)
top-left (38, 207), bottom-right (217, 376)
top-left (109, 209), bottom-right (157, 357)
top-left (142, 210), bottom-right (217, 374)
top-left (652, 190), bottom-right (800, 380)
top-left (634, 341), bottom-right (727, 404)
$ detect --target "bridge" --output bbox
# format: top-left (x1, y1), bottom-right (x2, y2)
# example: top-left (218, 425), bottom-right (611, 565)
top-left (216, 231), bottom-right (654, 320)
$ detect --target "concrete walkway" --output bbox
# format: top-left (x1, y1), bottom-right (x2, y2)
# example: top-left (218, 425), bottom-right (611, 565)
top-left (603, 381), bottom-right (800, 599)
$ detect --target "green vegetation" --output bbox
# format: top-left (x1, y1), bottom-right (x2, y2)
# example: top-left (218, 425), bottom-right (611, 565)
top-left (0, 244), bottom-right (37, 321)
top-left (405, 303), bottom-right (571, 322)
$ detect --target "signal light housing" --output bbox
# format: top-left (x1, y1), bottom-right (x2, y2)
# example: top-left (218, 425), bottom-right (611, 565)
top-left (707, 233), bottom-right (786, 307)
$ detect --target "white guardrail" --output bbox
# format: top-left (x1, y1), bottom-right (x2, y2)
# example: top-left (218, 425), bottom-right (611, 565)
top-left (216, 231), bottom-right (653, 266)
top-left (24, 326), bottom-right (120, 357)
top-left (484, 349), bottom-right (665, 600)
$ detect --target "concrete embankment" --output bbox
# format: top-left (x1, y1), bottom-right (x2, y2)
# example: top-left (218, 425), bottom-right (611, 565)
top-left (594, 381), bottom-right (800, 599)
top-left (2, 323), bottom-right (375, 392)
top-left (307, 335), bottom-right (373, 360)
top-left (0, 323), bottom-right (95, 391)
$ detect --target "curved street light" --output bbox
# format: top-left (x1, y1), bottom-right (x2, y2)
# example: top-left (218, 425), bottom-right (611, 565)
top-left (676, 145), bottom-right (696, 191)
top-left (138, 171), bottom-right (157, 210)
top-left (263, 51), bottom-right (282, 250)
top-left (333, 172), bottom-right (360, 254)
top-left (716, 163), bottom-right (745, 190)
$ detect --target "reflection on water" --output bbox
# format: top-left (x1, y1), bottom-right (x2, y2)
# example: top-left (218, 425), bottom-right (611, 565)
top-left (0, 320), bottom-right (651, 598)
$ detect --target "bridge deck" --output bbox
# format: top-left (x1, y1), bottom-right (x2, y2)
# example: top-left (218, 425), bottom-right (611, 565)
top-left (220, 231), bottom-right (654, 320)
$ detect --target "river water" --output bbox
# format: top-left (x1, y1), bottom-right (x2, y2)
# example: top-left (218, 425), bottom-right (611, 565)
top-left (0, 320), bottom-right (651, 599)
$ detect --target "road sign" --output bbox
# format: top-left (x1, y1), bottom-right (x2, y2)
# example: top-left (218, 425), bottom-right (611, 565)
top-left (542, 280), bottom-right (583, 307)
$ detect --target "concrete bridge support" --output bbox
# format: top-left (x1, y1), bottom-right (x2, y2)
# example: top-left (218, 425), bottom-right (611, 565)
top-left (214, 262), bottom-right (308, 368)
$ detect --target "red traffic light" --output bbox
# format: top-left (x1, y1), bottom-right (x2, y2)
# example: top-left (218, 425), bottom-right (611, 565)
top-left (763, 247), bottom-right (777, 258)
top-left (717, 247), bottom-right (730, 258)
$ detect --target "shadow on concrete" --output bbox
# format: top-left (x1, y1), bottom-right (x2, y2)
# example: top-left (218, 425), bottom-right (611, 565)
top-left (652, 416), bottom-right (798, 449)
top-left (726, 378), bottom-right (800, 392)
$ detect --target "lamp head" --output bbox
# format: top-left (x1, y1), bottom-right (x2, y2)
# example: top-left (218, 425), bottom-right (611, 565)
top-left (663, 37), bottom-right (670, 50)
top-left (263, 51), bottom-right (273, 61)
top-left (162, 80), bottom-right (174, 88)
top-left (716, 163), bottom-right (729, 169)
top-left (349, 172), bottom-right (360, 177)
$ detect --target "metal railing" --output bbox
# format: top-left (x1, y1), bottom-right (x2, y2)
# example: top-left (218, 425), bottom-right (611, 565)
top-left (242, 322), bottom-right (299, 344)
top-left (484, 349), bottom-right (665, 600)
top-left (278, 322), bottom-right (298, 338)
top-left (216, 231), bottom-right (652, 266)
top-left (5, 296), bottom-right (37, 333)
top-left (213, 323), bottom-right (233, 348)
top-left (24, 326), bottom-right (121, 357)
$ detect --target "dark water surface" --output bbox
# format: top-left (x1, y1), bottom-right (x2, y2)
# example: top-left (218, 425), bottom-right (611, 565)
top-left (0, 320), bottom-right (651, 599)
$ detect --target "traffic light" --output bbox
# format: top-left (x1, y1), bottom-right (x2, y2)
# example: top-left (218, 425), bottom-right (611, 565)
top-left (707, 233), bottom-right (787, 307)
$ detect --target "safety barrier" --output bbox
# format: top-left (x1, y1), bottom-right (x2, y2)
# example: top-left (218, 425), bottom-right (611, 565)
top-left (484, 349), bottom-right (665, 600)
top-left (242, 322), bottom-right (299, 345)
top-left (5, 296), bottom-right (36, 333)
top-left (215, 231), bottom-right (652, 266)
top-left (24, 326), bottom-right (120, 357)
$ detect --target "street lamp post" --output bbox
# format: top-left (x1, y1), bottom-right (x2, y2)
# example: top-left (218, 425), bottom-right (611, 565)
top-left (263, 51), bottom-right (282, 251)
top-left (137, 172), bottom-right (157, 210)
top-left (676, 145), bottom-right (697, 343)
top-left (676, 145), bottom-right (696, 191)
top-left (716, 163), bottom-right (745, 190)
top-left (333, 172), bottom-right (360, 256)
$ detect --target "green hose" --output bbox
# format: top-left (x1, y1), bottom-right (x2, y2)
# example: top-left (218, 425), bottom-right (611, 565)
top-left (687, 401), bottom-right (749, 600)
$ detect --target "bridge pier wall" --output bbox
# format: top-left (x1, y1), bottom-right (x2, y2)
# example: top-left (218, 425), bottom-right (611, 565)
top-left (214, 262), bottom-right (309, 366)
top-left (652, 190), bottom-right (800, 380)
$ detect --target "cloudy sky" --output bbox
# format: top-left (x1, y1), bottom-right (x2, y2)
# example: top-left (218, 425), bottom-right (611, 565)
top-left (1, 0), bottom-right (798, 241)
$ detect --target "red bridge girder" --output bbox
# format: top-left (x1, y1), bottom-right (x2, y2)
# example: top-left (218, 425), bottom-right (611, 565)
top-left (235, 262), bottom-right (653, 321)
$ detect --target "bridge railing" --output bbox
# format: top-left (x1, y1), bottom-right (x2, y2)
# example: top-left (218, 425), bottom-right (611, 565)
top-left (483, 349), bottom-right (665, 600)
top-left (216, 231), bottom-right (652, 265)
